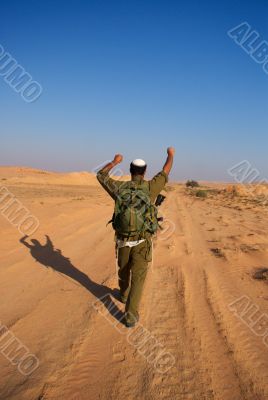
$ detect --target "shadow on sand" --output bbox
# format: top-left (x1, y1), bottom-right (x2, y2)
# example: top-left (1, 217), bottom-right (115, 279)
top-left (20, 235), bottom-right (124, 324)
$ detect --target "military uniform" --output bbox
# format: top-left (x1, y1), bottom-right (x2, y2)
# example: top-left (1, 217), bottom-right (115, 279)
top-left (97, 170), bottom-right (168, 324)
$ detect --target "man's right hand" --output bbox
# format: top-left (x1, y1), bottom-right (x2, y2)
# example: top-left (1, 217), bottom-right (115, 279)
top-left (98, 154), bottom-right (123, 175)
top-left (167, 147), bottom-right (175, 157)
top-left (113, 154), bottom-right (123, 164)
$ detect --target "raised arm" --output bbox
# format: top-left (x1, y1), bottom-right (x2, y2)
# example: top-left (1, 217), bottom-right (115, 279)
top-left (99, 154), bottom-right (123, 174)
top-left (148, 147), bottom-right (175, 201)
top-left (163, 147), bottom-right (175, 175)
top-left (97, 154), bottom-right (124, 200)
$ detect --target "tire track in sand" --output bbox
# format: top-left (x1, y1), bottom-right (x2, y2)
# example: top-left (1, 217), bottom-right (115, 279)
top-left (176, 189), bottom-right (268, 399)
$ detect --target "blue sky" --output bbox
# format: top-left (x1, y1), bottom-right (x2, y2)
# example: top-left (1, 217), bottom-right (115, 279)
top-left (0, 0), bottom-right (267, 180)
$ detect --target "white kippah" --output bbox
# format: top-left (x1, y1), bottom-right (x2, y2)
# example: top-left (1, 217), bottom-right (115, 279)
top-left (131, 159), bottom-right (146, 167)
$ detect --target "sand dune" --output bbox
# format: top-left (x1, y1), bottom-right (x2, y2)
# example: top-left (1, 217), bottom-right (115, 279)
top-left (1, 167), bottom-right (268, 399)
top-left (0, 166), bottom-right (98, 186)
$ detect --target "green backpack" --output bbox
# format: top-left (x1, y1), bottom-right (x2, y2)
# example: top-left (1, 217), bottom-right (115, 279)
top-left (111, 181), bottom-right (159, 237)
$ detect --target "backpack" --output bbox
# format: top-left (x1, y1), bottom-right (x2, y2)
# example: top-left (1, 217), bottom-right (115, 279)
top-left (111, 180), bottom-right (159, 237)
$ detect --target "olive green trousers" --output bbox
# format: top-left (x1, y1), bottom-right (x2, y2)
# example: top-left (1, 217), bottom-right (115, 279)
top-left (117, 239), bottom-right (152, 323)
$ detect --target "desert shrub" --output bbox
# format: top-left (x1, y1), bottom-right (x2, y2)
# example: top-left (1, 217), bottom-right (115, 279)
top-left (186, 180), bottom-right (199, 188)
top-left (196, 190), bottom-right (208, 198)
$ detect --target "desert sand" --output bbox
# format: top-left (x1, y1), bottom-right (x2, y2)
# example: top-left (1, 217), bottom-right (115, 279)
top-left (0, 167), bottom-right (268, 400)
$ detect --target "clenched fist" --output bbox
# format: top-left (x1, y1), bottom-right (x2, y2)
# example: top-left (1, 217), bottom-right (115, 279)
top-left (167, 147), bottom-right (175, 157)
top-left (113, 154), bottom-right (123, 164)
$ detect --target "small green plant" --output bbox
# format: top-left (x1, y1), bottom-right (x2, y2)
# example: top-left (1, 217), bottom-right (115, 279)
top-left (186, 180), bottom-right (199, 188)
top-left (196, 190), bottom-right (208, 198)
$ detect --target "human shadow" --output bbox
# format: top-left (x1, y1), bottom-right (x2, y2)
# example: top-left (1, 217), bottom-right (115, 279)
top-left (20, 235), bottom-right (125, 324)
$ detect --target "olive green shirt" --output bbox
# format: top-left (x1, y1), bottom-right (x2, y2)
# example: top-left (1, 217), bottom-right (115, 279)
top-left (97, 170), bottom-right (168, 203)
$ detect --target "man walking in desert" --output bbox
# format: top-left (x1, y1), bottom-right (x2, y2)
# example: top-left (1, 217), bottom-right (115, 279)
top-left (97, 147), bottom-right (175, 327)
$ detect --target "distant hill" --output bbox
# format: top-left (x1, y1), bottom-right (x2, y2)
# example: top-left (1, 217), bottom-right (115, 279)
top-left (0, 166), bottom-right (131, 186)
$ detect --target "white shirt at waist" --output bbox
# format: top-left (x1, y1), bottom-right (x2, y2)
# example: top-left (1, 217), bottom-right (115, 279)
top-left (117, 239), bottom-right (145, 249)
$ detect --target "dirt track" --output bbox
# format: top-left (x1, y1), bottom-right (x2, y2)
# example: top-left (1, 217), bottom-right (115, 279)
top-left (1, 172), bottom-right (268, 400)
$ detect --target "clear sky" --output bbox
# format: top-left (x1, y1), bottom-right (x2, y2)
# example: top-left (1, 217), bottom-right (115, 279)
top-left (0, 0), bottom-right (267, 180)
